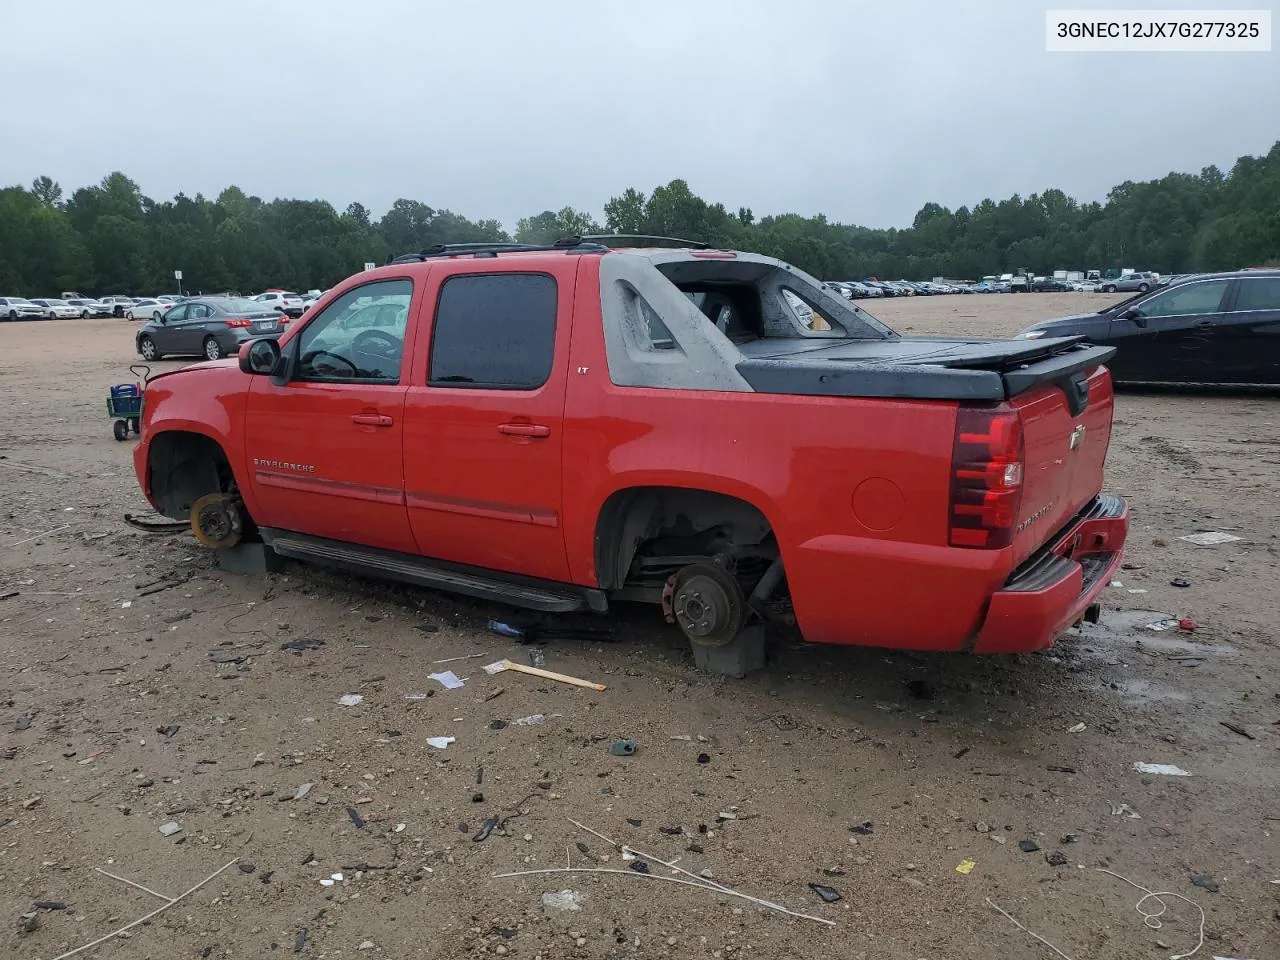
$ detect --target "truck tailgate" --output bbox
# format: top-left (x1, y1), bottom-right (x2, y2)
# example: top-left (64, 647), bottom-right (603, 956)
top-left (1008, 365), bottom-right (1114, 567)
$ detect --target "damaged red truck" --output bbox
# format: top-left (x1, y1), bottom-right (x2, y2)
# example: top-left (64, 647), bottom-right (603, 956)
top-left (133, 238), bottom-right (1128, 670)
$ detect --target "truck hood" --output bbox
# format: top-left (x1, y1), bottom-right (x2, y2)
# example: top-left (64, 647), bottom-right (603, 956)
top-left (145, 358), bottom-right (240, 386)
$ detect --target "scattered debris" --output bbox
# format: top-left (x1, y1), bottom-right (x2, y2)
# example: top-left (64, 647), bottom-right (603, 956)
top-left (987, 898), bottom-right (1075, 960)
top-left (1179, 532), bottom-right (1242, 546)
top-left (490, 720), bottom-right (508, 730)
top-left (1220, 721), bottom-right (1255, 740)
top-left (1046, 765), bottom-right (1077, 774)
top-left (1133, 762), bottom-right (1191, 777)
top-left (629, 861), bottom-right (650, 874)
top-left (405, 692), bottom-right (429, 701)
top-left (1178, 618), bottom-right (1197, 632)
top-left (611, 739), bottom-right (637, 756)
top-left (955, 859), bottom-right (977, 875)
top-left (34, 900), bottom-right (68, 911)
top-left (953, 746), bottom-right (970, 759)
top-left (49, 858), bottom-right (239, 960)
top-left (850, 822), bottom-right (874, 836)
top-left (428, 670), bottom-right (465, 690)
top-left (337, 694), bottom-right (364, 707)
top-left (238, 863), bottom-right (256, 875)
top-left (484, 687), bottom-right (505, 702)
top-left (156, 724), bottom-right (179, 738)
top-left (696, 753), bottom-right (711, 764)
top-left (280, 638), bottom-right (324, 652)
top-left (1110, 802), bottom-right (1142, 819)
top-left (347, 807), bottom-right (365, 829)
top-left (209, 650), bottom-right (248, 664)
top-left (319, 873), bottom-right (343, 887)
top-left (292, 783), bottom-right (314, 801)
top-left (1145, 618), bottom-right (1181, 631)
top-left (14, 715), bottom-right (31, 732)
top-left (1060, 834), bottom-right (1080, 844)
top-left (1018, 840), bottom-right (1040, 853)
top-left (1067, 722), bottom-right (1086, 734)
top-left (293, 929), bottom-right (308, 953)
top-left (158, 821), bottom-right (182, 837)
top-left (1190, 875), bottom-right (1220, 893)
top-left (541, 890), bottom-right (584, 912)
top-left (474, 816), bottom-right (500, 842)
top-left (1170, 578), bottom-right (1192, 588)
top-left (482, 659), bottom-right (607, 692)
top-left (529, 647), bottom-right (547, 668)
top-left (660, 826), bottom-right (683, 835)
top-left (514, 715), bottom-right (545, 727)
top-left (807, 883), bottom-right (842, 903)
top-left (1046, 851), bottom-right (1069, 867)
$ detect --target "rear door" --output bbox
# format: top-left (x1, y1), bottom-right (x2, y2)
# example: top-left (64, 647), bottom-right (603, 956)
top-left (1221, 275), bottom-right (1280, 384)
top-left (402, 264), bottom-right (573, 583)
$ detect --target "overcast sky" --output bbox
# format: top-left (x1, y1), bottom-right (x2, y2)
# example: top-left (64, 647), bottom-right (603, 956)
top-left (2, 0), bottom-right (1277, 229)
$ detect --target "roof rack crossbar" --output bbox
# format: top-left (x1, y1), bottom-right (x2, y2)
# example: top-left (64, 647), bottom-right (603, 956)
top-left (575, 234), bottom-right (709, 250)
top-left (389, 239), bottom-right (609, 264)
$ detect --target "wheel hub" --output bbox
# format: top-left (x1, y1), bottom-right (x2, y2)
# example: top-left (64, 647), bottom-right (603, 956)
top-left (190, 493), bottom-right (243, 549)
top-left (672, 563), bottom-right (744, 647)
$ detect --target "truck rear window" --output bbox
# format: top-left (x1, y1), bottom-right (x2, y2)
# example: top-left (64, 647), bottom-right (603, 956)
top-left (429, 273), bottom-right (557, 389)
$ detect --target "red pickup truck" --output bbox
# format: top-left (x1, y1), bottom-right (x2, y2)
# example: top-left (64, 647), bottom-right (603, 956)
top-left (133, 238), bottom-right (1127, 667)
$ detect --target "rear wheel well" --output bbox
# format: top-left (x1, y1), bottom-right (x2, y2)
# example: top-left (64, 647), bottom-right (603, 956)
top-left (594, 486), bottom-right (779, 593)
top-left (147, 431), bottom-right (239, 522)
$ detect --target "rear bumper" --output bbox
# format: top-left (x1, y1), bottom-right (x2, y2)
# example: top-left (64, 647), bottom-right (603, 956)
top-left (970, 494), bottom-right (1128, 654)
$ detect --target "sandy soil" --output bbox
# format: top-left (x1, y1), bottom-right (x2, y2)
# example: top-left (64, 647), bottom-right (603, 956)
top-left (1, 295), bottom-right (1277, 960)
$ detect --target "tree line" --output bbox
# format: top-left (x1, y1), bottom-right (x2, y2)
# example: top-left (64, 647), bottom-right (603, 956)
top-left (2, 140), bottom-right (1278, 297)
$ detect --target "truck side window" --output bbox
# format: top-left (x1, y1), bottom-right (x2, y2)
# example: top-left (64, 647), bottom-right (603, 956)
top-left (429, 273), bottom-right (557, 389)
top-left (296, 279), bottom-right (412, 382)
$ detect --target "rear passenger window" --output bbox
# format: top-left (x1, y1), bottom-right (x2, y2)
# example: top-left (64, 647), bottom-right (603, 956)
top-left (1235, 278), bottom-right (1280, 311)
top-left (429, 274), bottom-right (557, 388)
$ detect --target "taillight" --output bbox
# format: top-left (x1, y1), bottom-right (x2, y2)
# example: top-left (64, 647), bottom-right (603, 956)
top-left (224, 319), bottom-right (252, 328)
top-left (948, 406), bottom-right (1023, 549)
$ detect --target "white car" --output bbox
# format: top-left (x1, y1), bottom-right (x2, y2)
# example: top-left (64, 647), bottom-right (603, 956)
top-left (253, 291), bottom-right (305, 317)
top-left (126, 298), bottom-right (169, 321)
top-left (28, 298), bottom-right (83, 319)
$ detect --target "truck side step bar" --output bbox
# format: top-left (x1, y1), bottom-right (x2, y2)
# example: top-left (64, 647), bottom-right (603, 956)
top-left (259, 529), bottom-right (608, 614)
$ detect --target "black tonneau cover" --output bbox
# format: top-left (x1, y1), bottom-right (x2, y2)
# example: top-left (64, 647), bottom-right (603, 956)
top-left (735, 335), bottom-right (1116, 402)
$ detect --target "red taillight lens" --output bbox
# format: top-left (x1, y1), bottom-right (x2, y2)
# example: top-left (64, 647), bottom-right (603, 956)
top-left (949, 406), bottom-right (1023, 549)
top-left (224, 319), bottom-right (252, 328)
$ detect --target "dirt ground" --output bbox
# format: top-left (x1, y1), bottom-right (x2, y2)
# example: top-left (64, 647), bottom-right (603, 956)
top-left (1, 293), bottom-right (1277, 960)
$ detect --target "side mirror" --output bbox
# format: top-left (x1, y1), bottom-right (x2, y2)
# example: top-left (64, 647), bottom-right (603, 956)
top-left (1117, 306), bottom-right (1146, 326)
top-left (239, 338), bottom-right (281, 375)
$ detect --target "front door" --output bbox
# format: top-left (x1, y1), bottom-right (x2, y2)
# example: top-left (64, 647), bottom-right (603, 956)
top-left (243, 277), bottom-right (420, 554)
top-left (1114, 278), bottom-right (1232, 382)
top-left (402, 265), bottom-right (573, 583)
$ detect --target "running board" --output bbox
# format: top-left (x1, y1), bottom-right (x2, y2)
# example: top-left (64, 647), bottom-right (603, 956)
top-left (259, 529), bottom-right (607, 614)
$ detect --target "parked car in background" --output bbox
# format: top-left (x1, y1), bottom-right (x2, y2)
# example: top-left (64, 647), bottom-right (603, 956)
top-left (1, 296), bottom-right (51, 320)
top-left (29, 298), bottom-right (82, 319)
top-left (126, 298), bottom-right (172, 321)
top-left (64, 298), bottom-right (112, 317)
top-left (136, 296), bottom-right (290, 362)
top-left (1015, 270), bottom-right (1280, 385)
top-left (1101, 272), bottom-right (1158, 293)
top-left (99, 295), bottom-right (137, 317)
top-left (253, 290), bottom-right (306, 317)
top-left (971, 281), bottom-right (997, 293)
top-left (1032, 277), bottom-right (1071, 292)
top-left (1009, 275), bottom-right (1030, 293)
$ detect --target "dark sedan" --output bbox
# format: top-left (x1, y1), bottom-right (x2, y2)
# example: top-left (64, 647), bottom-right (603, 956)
top-left (1031, 277), bottom-right (1071, 292)
top-left (1014, 270), bottom-right (1280, 386)
top-left (136, 297), bottom-right (288, 362)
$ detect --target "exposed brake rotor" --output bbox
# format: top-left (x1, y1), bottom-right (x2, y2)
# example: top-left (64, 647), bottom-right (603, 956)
top-left (671, 562), bottom-right (745, 648)
top-left (190, 493), bottom-right (244, 550)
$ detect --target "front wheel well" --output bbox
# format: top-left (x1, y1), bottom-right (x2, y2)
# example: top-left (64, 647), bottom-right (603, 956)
top-left (593, 486), bottom-right (778, 592)
top-left (147, 431), bottom-right (238, 522)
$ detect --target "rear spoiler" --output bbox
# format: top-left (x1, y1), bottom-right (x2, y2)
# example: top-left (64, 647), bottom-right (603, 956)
top-left (1000, 343), bottom-right (1116, 411)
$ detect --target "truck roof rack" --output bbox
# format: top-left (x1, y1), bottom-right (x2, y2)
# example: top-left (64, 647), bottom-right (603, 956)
top-left (388, 237), bottom-right (609, 264)
top-left (576, 234), bottom-right (709, 250)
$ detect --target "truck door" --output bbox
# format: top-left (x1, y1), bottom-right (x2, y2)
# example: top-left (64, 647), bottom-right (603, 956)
top-left (243, 277), bottom-right (419, 554)
top-left (402, 263), bottom-right (573, 583)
